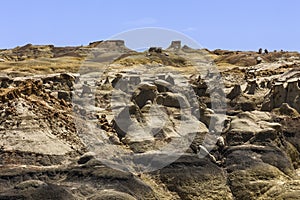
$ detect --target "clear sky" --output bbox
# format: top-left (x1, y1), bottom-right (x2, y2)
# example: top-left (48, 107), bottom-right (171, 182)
top-left (1, 0), bottom-right (299, 51)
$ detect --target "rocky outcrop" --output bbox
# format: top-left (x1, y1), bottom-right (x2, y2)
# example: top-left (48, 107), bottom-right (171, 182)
top-left (0, 181), bottom-right (75, 200)
top-left (244, 79), bottom-right (259, 95)
top-left (156, 92), bottom-right (190, 108)
top-left (0, 74), bottom-right (84, 166)
top-left (167, 41), bottom-right (181, 51)
top-left (226, 84), bottom-right (242, 100)
top-left (148, 47), bottom-right (162, 53)
top-left (0, 42), bottom-right (300, 199)
top-left (272, 103), bottom-right (300, 117)
top-left (155, 155), bottom-right (233, 199)
top-left (131, 83), bottom-right (157, 108)
top-left (262, 76), bottom-right (300, 113)
top-left (110, 73), bottom-right (209, 153)
top-left (0, 40), bottom-right (135, 62)
top-left (225, 111), bottom-right (282, 145)
top-left (0, 163), bottom-right (157, 200)
top-left (0, 44), bottom-right (89, 61)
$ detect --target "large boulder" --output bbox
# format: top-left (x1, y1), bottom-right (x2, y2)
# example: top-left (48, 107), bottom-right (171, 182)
top-left (131, 83), bottom-right (157, 108)
top-left (226, 111), bottom-right (282, 146)
top-left (157, 155), bottom-right (233, 199)
top-left (225, 148), bottom-right (297, 200)
top-left (154, 79), bottom-right (173, 93)
top-left (156, 92), bottom-right (190, 108)
top-left (226, 84), bottom-right (242, 100)
top-left (244, 79), bottom-right (259, 95)
top-left (272, 103), bottom-right (300, 117)
top-left (58, 90), bottom-right (71, 101)
top-left (0, 75), bottom-right (11, 88)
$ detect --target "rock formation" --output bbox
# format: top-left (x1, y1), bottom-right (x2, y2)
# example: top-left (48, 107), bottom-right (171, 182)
top-left (0, 41), bottom-right (300, 199)
top-left (167, 41), bottom-right (181, 51)
top-left (262, 76), bottom-right (300, 113)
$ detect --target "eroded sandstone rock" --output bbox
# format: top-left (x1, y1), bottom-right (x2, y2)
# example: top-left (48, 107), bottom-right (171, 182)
top-left (1, 42), bottom-right (300, 199)
top-left (156, 92), bottom-right (189, 108)
top-left (262, 77), bottom-right (300, 113)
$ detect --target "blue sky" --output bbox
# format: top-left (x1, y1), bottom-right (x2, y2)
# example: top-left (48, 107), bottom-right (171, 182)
top-left (1, 0), bottom-right (299, 51)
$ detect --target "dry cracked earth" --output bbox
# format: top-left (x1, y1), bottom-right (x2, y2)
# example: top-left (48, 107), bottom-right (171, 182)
top-left (0, 41), bottom-right (300, 199)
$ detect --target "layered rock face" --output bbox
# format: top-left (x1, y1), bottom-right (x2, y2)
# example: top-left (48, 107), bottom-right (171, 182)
top-left (262, 78), bottom-right (300, 113)
top-left (0, 41), bottom-right (300, 199)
